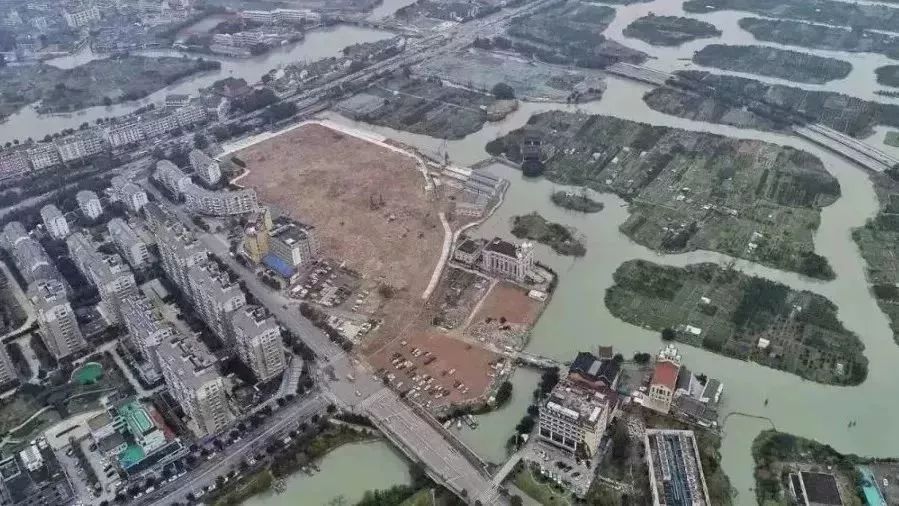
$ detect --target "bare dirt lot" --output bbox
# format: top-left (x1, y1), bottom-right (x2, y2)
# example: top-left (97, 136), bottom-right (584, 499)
top-left (368, 331), bottom-right (504, 409)
top-left (237, 123), bottom-right (445, 338)
top-left (465, 282), bottom-right (545, 350)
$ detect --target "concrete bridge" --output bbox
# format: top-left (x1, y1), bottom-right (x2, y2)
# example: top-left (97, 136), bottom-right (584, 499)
top-left (361, 388), bottom-right (505, 504)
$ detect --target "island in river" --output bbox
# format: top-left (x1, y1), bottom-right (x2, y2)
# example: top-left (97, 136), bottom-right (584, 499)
top-left (692, 44), bottom-right (852, 85)
top-left (623, 14), bottom-right (722, 46)
top-left (605, 260), bottom-right (868, 385)
top-left (551, 189), bottom-right (604, 213)
top-left (0, 54), bottom-right (220, 120)
top-left (486, 111), bottom-right (838, 279)
top-left (511, 212), bottom-right (586, 256)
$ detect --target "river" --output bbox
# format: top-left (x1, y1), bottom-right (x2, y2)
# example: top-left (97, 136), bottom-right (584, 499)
top-left (0, 25), bottom-right (394, 144)
top-left (318, 63), bottom-right (896, 502)
top-left (242, 441), bottom-right (411, 506)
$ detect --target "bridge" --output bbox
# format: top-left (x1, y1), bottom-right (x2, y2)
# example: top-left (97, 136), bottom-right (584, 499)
top-left (361, 389), bottom-right (504, 504)
top-left (607, 62), bottom-right (671, 86)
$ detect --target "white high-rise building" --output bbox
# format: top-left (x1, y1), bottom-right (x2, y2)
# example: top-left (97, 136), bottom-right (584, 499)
top-left (66, 232), bottom-right (138, 324)
top-left (231, 306), bottom-right (285, 382)
top-left (76, 190), bottom-right (103, 219)
top-left (155, 160), bottom-right (191, 198)
top-left (156, 335), bottom-right (231, 436)
top-left (537, 378), bottom-right (612, 457)
top-left (40, 204), bottom-right (69, 239)
top-left (187, 261), bottom-right (245, 345)
top-left (188, 149), bottom-right (221, 186)
top-left (108, 218), bottom-right (151, 268)
top-left (30, 279), bottom-right (86, 360)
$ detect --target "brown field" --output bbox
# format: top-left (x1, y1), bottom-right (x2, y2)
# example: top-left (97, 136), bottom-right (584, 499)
top-left (368, 331), bottom-right (503, 408)
top-left (237, 123), bottom-right (445, 344)
top-left (465, 282), bottom-right (545, 350)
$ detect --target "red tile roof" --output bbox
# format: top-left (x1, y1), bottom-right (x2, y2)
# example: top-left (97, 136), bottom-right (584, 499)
top-left (651, 361), bottom-right (680, 390)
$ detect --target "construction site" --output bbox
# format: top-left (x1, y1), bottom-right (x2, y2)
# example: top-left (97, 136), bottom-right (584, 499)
top-left (234, 120), bottom-right (526, 413)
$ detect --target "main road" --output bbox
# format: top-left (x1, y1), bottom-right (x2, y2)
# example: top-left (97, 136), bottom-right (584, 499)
top-left (141, 182), bottom-right (505, 504)
top-left (139, 391), bottom-right (328, 505)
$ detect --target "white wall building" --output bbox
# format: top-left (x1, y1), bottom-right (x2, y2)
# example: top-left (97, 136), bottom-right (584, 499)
top-left (188, 149), bottom-right (221, 186)
top-left (40, 204), bottom-right (69, 239)
top-left (183, 183), bottom-right (257, 216)
top-left (231, 306), bottom-right (285, 382)
top-left (538, 379), bottom-right (612, 457)
top-left (480, 237), bottom-right (534, 284)
top-left (104, 121), bottom-right (145, 148)
top-left (55, 131), bottom-right (104, 163)
top-left (76, 190), bottom-right (103, 219)
top-left (27, 143), bottom-right (61, 171)
top-left (155, 160), bottom-right (192, 197)
top-left (108, 218), bottom-right (151, 268)
top-left (30, 279), bottom-right (87, 360)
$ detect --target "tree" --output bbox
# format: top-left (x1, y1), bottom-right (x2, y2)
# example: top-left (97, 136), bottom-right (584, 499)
top-left (510, 495), bottom-right (524, 506)
top-left (491, 82), bottom-right (515, 100)
top-left (633, 352), bottom-right (651, 364)
top-left (193, 132), bottom-right (208, 150)
top-left (661, 327), bottom-right (676, 341)
top-left (611, 422), bottom-right (629, 460)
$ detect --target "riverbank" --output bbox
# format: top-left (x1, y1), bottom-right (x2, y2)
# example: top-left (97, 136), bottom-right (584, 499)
top-left (0, 55), bottom-right (219, 121)
top-left (737, 18), bottom-right (899, 59)
top-left (605, 260), bottom-right (866, 385)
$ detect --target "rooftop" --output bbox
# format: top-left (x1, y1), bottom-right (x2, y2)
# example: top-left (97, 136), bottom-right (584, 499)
top-left (800, 472), bottom-right (843, 506)
top-left (543, 378), bottom-right (612, 424)
top-left (484, 237), bottom-right (518, 257)
top-left (652, 361), bottom-right (680, 391)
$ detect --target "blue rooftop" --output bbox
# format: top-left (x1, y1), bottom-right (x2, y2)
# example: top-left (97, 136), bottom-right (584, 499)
top-left (263, 253), bottom-right (295, 279)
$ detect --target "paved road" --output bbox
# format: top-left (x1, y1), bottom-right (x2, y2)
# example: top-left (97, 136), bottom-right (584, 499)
top-left (139, 391), bottom-right (327, 505)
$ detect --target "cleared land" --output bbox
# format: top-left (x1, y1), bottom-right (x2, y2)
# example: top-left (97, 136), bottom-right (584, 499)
top-left (684, 0), bottom-right (899, 33)
top-left (465, 282), bottom-right (544, 351)
top-left (511, 212), bottom-right (586, 256)
top-left (692, 45), bottom-right (852, 84)
top-left (416, 48), bottom-right (606, 102)
top-left (876, 65), bottom-right (899, 88)
top-left (237, 123), bottom-right (506, 409)
top-left (505, 1), bottom-right (646, 68)
top-left (237, 123), bottom-right (445, 342)
top-left (368, 330), bottom-right (503, 410)
top-left (653, 71), bottom-right (899, 137)
top-left (852, 174), bottom-right (899, 345)
top-left (738, 18), bottom-right (899, 59)
top-left (0, 55), bottom-right (218, 119)
top-left (487, 112), bottom-right (838, 278)
top-left (606, 260), bottom-right (867, 385)
top-left (623, 15), bottom-right (721, 46)
top-left (362, 77), bottom-right (495, 139)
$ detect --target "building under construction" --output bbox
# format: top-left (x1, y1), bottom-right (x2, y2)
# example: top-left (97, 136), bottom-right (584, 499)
top-left (644, 429), bottom-right (710, 506)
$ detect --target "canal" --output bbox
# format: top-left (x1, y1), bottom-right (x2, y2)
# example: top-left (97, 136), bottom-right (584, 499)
top-left (0, 24), bottom-right (394, 144)
top-left (242, 441), bottom-right (411, 506)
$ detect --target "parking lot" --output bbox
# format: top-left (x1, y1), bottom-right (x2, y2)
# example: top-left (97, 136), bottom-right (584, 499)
top-left (520, 439), bottom-right (599, 497)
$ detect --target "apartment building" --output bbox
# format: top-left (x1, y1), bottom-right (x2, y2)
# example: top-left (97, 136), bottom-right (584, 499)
top-left (538, 378), bottom-right (613, 457)
top-left (186, 261), bottom-right (245, 345)
top-left (66, 232), bottom-right (138, 324)
top-left (156, 335), bottom-right (231, 437)
top-left (239, 8), bottom-right (320, 24)
top-left (0, 345), bottom-right (16, 388)
top-left (76, 190), bottom-right (103, 220)
top-left (183, 183), bottom-right (257, 216)
top-left (155, 160), bottom-right (191, 198)
top-left (174, 104), bottom-right (208, 128)
top-left (0, 150), bottom-right (30, 181)
top-left (120, 294), bottom-right (172, 375)
top-left (188, 149), bottom-right (221, 186)
top-left (103, 121), bottom-right (145, 148)
top-left (109, 176), bottom-right (148, 213)
top-left (268, 219), bottom-right (319, 268)
top-left (29, 279), bottom-right (86, 360)
top-left (481, 237), bottom-right (534, 284)
top-left (63, 2), bottom-right (101, 28)
top-left (141, 111), bottom-right (179, 138)
top-left (150, 215), bottom-right (208, 293)
top-left (55, 130), bottom-right (103, 163)
top-left (107, 218), bottom-right (151, 268)
top-left (1, 222), bottom-right (59, 283)
top-left (231, 306), bottom-right (285, 382)
top-left (40, 204), bottom-right (69, 240)
top-left (26, 143), bottom-right (60, 171)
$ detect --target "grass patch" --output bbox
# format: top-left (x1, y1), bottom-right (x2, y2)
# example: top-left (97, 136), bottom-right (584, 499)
top-left (211, 469), bottom-right (274, 506)
top-left (399, 489), bottom-right (435, 506)
top-left (512, 464), bottom-right (573, 506)
top-left (885, 131), bottom-right (899, 148)
top-left (511, 212), bottom-right (586, 256)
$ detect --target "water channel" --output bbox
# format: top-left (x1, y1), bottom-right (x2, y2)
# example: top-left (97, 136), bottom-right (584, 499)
top-left (7, 0), bottom-right (899, 502)
top-left (320, 63), bottom-right (896, 502)
top-left (242, 440), bottom-right (411, 506)
top-left (0, 25), bottom-right (394, 144)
